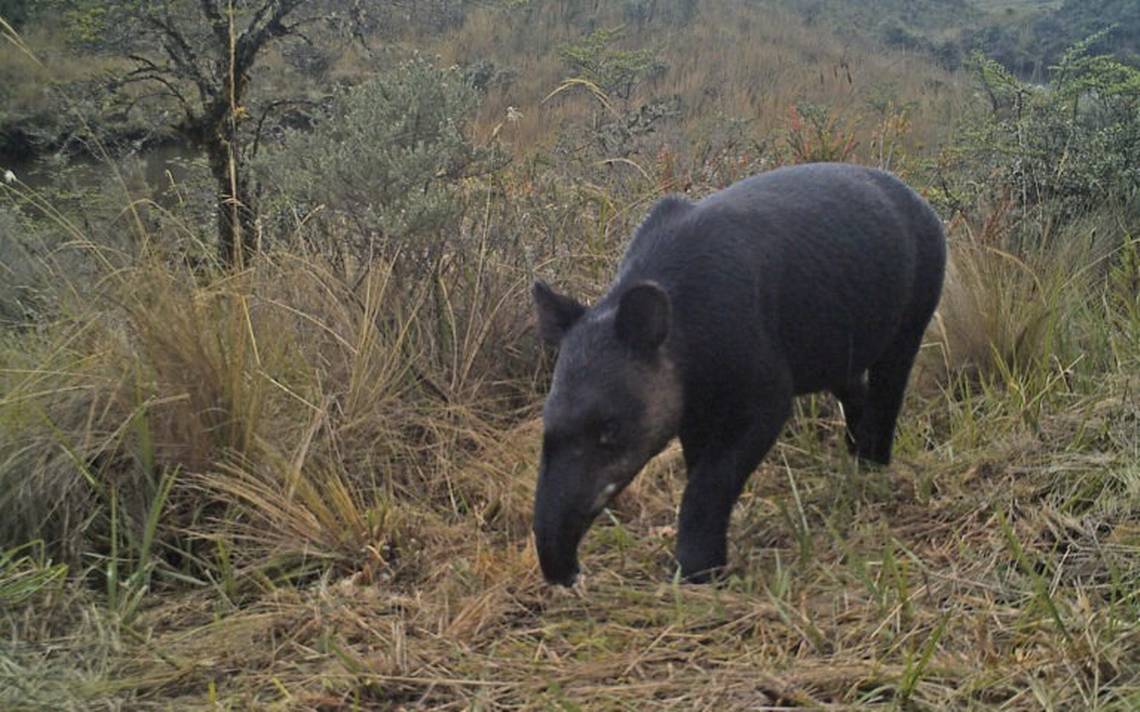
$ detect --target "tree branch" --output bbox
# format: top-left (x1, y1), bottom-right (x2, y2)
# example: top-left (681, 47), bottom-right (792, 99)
top-left (119, 60), bottom-right (195, 118)
top-left (198, 0), bottom-right (230, 47)
top-left (250, 98), bottom-right (318, 159)
top-left (234, 0), bottom-right (308, 80)
top-left (142, 14), bottom-right (212, 105)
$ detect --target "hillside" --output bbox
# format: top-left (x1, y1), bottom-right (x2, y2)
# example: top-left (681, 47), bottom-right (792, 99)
top-left (778, 0), bottom-right (1140, 76)
top-left (1, 1), bottom-right (1138, 709)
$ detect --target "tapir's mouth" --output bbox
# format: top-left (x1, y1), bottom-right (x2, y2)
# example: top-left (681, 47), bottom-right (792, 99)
top-left (534, 516), bottom-right (587, 586)
top-left (533, 469), bottom-right (599, 586)
top-left (535, 478), bottom-right (638, 586)
top-left (589, 482), bottom-right (620, 516)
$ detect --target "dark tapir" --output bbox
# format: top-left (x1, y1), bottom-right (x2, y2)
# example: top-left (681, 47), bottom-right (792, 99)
top-left (532, 162), bottom-right (946, 586)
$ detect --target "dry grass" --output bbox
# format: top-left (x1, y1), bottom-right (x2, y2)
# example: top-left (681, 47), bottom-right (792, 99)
top-left (4, 355), bottom-right (1137, 709)
top-left (0, 27), bottom-right (109, 112)
top-left (431, 1), bottom-right (964, 166)
top-left (2, 206), bottom-right (1137, 709)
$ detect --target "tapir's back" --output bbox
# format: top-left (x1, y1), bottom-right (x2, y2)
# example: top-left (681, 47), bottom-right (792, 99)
top-left (618, 163), bottom-right (946, 396)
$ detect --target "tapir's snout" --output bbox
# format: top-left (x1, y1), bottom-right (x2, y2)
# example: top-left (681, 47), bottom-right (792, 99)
top-left (532, 465), bottom-right (596, 586)
top-left (533, 520), bottom-right (582, 586)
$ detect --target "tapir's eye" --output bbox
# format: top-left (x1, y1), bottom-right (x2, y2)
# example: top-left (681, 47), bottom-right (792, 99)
top-left (597, 419), bottom-right (621, 448)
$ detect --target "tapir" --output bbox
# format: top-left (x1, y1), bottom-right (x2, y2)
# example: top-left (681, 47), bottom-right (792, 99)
top-left (532, 162), bottom-right (946, 586)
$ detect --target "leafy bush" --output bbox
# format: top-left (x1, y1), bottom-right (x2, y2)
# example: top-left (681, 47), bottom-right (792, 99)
top-left (259, 56), bottom-right (504, 270)
top-left (567, 94), bottom-right (683, 159)
top-left (782, 103), bottom-right (858, 164)
top-left (935, 39), bottom-right (1140, 246)
top-left (558, 26), bottom-right (667, 102)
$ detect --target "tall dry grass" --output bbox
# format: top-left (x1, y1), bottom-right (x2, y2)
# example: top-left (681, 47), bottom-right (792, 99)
top-left (435, 0), bottom-right (965, 168)
top-left (5, 220), bottom-right (1136, 708)
top-left (4, 157), bottom-right (1137, 712)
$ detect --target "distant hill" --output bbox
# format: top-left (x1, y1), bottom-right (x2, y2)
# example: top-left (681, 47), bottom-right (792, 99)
top-left (781, 0), bottom-right (1139, 76)
top-left (1029, 0), bottom-right (1140, 65)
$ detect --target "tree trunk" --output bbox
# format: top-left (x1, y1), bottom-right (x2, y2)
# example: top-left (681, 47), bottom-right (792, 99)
top-left (141, 0), bottom-right (309, 267)
top-left (204, 133), bottom-right (257, 268)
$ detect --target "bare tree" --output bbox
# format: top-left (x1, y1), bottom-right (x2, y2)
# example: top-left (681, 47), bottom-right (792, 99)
top-left (114, 0), bottom-right (325, 266)
top-left (101, 0), bottom-right (477, 266)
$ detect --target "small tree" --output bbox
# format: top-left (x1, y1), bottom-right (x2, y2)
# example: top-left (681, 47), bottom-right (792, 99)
top-left (62, 0), bottom-right (352, 267)
top-left (936, 37), bottom-right (1140, 249)
top-left (558, 26), bottom-right (667, 103)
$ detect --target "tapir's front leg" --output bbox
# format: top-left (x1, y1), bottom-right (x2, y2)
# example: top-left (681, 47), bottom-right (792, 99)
top-left (675, 389), bottom-right (792, 582)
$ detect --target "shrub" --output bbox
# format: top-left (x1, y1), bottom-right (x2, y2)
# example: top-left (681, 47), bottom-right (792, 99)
top-left (558, 26), bottom-right (667, 102)
top-left (936, 39), bottom-right (1140, 247)
top-left (783, 103), bottom-right (858, 164)
top-left (258, 56), bottom-right (504, 271)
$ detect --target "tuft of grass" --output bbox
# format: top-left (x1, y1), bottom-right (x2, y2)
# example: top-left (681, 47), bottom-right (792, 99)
top-left (0, 542), bottom-right (67, 607)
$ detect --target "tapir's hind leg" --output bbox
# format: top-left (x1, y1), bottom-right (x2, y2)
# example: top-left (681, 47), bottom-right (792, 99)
top-left (852, 328), bottom-right (925, 465)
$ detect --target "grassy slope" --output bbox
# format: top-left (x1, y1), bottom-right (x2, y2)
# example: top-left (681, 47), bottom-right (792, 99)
top-left (436, 2), bottom-right (964, 162)
top-left (2, 2), bottom-right (1139, 710)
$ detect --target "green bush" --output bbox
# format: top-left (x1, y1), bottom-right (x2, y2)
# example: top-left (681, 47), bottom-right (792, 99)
top-left (558, 26), bottom-right (667, 102)
top-left (258, 56), bottom-right (504, 269)
top-left (936, 39), bottom-right (1140, 247)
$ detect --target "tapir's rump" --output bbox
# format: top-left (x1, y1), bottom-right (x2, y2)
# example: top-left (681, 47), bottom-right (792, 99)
top-left (533, 163), bottom-right (947, 586)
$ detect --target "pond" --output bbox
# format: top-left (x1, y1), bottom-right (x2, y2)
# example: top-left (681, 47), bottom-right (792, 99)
top-left (3, 142), bottom-right (205, 211)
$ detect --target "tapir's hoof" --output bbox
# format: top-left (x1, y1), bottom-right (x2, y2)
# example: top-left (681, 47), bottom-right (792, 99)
top-left (676, 559), bottom-right (726, 584)
top-left (543, 567), bottom-right (579, 588)
top-left (855, 449), bottom-right (891, 468)
top-left (682, 569), bottom-right (715, 584)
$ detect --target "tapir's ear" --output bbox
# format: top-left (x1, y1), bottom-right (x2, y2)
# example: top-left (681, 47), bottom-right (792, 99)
top-left (533, 280), bottom-right (586, 345)
top-left (615, 281), bottom-right (671, 354)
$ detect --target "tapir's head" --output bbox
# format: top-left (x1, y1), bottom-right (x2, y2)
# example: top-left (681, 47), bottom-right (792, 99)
top-left (531, 279), bottom-right (683, 586)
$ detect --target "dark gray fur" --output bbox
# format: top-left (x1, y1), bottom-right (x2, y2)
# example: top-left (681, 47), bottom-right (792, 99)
top-left (533, 163), bottom-right (947, 586)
